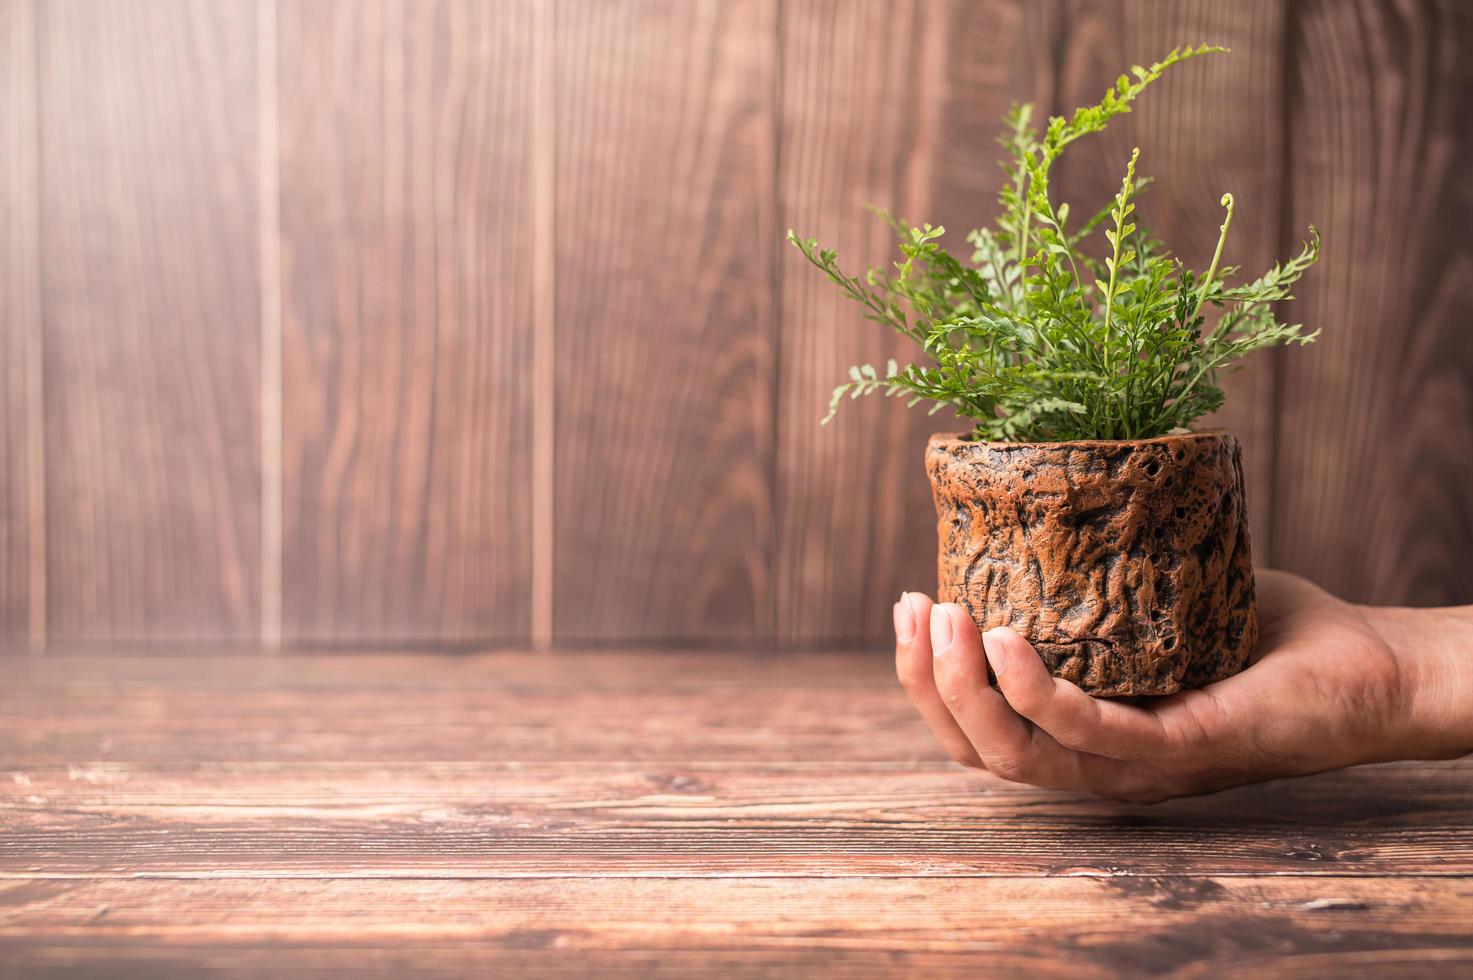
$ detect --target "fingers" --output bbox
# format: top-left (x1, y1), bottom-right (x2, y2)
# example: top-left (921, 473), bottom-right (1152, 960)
top-left (929, 604), bottom-right (1091, 787)
top-left (894, 593), bottom-right (982, 767)
top-left (982, 627), bottom-right (1178, 761)
top-left (901, 602), bottom-right (1207, 801)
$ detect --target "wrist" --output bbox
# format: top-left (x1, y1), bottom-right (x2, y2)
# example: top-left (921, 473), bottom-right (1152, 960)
top-left (1362, 601), bottom-right (1473, 761)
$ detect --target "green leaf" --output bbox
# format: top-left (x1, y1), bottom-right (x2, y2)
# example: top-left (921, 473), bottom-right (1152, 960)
top-left (790, 44), bottom-right (1317, 442)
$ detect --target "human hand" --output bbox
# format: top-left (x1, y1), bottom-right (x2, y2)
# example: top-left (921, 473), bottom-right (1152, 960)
top-left (893, 570), bottom-right (1473, 803)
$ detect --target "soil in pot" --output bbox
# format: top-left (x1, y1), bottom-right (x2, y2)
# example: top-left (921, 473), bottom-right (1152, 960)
top-left (925, 430), bottom-right (1257, 697)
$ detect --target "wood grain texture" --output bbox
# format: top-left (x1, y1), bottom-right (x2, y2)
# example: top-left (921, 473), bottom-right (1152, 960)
top-left (38, 0), bottom-right (260, 640)
top-left (1050, 0), bottom-right (1288, 544)
top-left (278, 0), bottom-right (536, 643)
top-left (775, 0), bottom-right (1055, 644)
top-left (4, 651), bottom-right (1472, 878)
top-left (5, 878), bottom-right (1473, 979)
top-left (1273, 0), bottom-right (1473, 605)
top-left (551, 0), bottom-right (776, 643)
top-left (0, 0), bottom-right (41, 644)
top-left (257, 0), bottom-right (282, 645)
top-left (11, 0), bottom-right (1472, 649)
top-left (0, 651), bottom-right (946, 764)
top-left (5, 759), bottom-right (1473, 877)
top-left (4, 649), bottom-right (1473, 976)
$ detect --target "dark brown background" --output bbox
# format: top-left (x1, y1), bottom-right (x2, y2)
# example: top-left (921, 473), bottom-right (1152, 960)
top-left (1, 0), bottom-right (1469, 651)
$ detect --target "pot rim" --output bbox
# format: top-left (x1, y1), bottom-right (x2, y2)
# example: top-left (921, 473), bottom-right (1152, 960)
top-left (928, 427), bottom-right (1233, 451)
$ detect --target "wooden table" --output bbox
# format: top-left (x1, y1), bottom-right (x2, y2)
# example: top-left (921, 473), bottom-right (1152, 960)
top-left (3, 650), bottom-right (1472, 977)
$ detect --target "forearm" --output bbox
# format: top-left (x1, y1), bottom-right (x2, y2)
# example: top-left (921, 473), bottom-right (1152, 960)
top-left (1364, 602), bottom-right (1473, 761)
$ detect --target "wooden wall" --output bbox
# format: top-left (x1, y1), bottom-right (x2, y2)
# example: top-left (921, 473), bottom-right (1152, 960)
top-left (1, 0), bottom-right (1469, 650)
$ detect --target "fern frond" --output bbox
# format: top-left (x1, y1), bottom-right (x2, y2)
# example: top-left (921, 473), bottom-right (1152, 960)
top-left (788, 47), bottom-right (1319, 442)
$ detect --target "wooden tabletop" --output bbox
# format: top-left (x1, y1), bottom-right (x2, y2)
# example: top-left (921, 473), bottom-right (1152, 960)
top-left (3, 650), bottom-right (1472, 977)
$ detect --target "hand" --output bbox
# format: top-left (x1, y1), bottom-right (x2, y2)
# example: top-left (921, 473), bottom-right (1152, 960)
top-left (893, 570), bottom-right (1473, 803)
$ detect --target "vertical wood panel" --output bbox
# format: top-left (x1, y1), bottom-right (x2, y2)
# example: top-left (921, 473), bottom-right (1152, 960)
top-left (1274, 0), bottom-right (1473, 604)
top-left (776, 0), bottom-right (1056, 643)
top-left (40, 0), bottom-right (260, 639)
top-left (529, 0), bottom-right (555, 648)
top-left (279, 0), bottom-right (536, 642)
top-left (1051, 0), bottom-right (1287, 545)
top-left (258, 0), bottom-right (282, 645)
top-left (14, 0), bottom-right (1473, 647)
top-left (0, 0), bottom-right (41, 644)
top-left (552, 0), bottom-right (776, 642)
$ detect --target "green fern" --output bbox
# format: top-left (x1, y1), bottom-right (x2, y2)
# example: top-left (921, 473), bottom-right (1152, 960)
top-left (788, 45), bottom-right (1319, 442)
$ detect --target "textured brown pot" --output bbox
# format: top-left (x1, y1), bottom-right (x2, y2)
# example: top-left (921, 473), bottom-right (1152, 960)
top-left (925, 430), bottom-right (1257, 696)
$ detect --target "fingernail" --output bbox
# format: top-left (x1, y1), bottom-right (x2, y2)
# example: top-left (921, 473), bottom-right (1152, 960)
top-left (982, 629), bottom-right (1008, 676)
top-left (893, 594), bottom-right (915, 644)
top-left (929, 604), bottom-right (954, 658)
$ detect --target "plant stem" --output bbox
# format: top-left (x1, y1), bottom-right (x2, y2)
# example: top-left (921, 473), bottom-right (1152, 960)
top-left (1195, 193), bottom-right (1235, 316)
top-left (1102, 149), bottom-right (1139, 436)
top-left (1018, 198), bottom-right (1032, 269)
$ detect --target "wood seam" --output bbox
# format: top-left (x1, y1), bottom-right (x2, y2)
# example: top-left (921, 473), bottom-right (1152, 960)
top-left (1266, 0), bottom-right (1297, 568)
top-left (3, 872), bottom-right (1471, 882)
top-left (258, 0), bottom-right (282, 649)
top-left (530, 0), bottom-right (555, 650)
top-left (765, 0), bottom-right (783, 641)
top-left (25, 0), bottom-right (46, 651)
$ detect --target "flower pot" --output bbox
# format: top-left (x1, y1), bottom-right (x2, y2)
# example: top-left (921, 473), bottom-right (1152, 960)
top-left (925, 430), bottom-right (1257, 696)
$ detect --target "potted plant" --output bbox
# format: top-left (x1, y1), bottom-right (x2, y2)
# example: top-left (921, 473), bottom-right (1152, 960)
top-left (787, 46), bottom-right (1319, 696)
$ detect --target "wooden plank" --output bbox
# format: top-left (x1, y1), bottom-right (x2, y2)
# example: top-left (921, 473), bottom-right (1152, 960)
top-left (4, 651), bottom-right (1472, 973)
top-left (775, 0), bottom-right (1056, 644)
top-left (4, 652), bottom-right (1472, 878)
top-left (0, 0), bottom-right (41, 644)
top-left (3, 759), bottom-right (1472, 877)
top-left (7, 757), bottom-right (1470, 812)
top-left (278, 0), bottom-right (536, 642)
top-left (1273, 0), bottom-right (1473, 604)
top-left (550, 0), bottom-right (775, 643)
top-left (3, 877), bottom-right (1473, 978)
top-left (257, 0), bottom-right (282, 646)
top-left (38, 0), bottom-right (260, 639)
top-left (0, 651), bottom-right (951, 764)
top-left (0, 949), bottom-right (1468, 980)
top-left (1050, 0), bottom-right (1288, 544)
